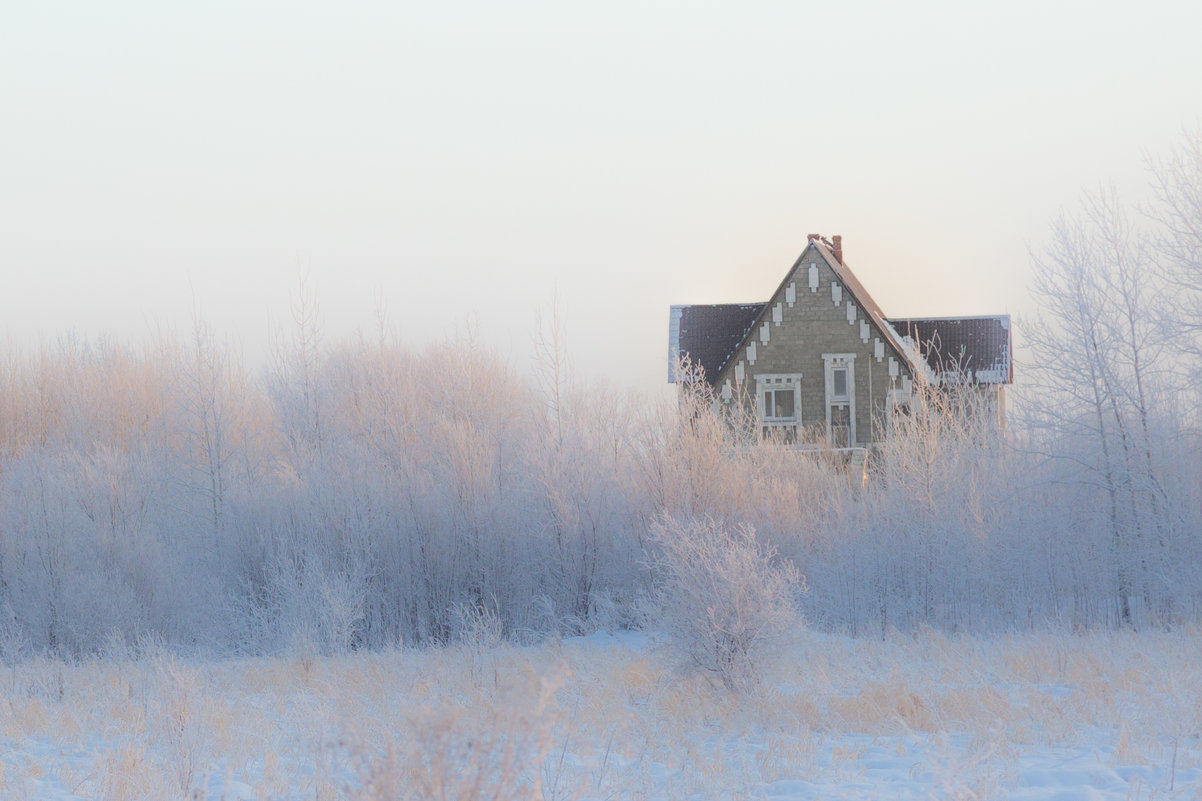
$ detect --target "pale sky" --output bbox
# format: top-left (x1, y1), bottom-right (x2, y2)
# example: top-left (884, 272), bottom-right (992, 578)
top-left (3, 1), bottom-right (1200, 392)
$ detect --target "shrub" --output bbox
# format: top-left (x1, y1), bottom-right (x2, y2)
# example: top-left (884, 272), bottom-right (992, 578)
top-left (645, 516), bottom-right (804, 691)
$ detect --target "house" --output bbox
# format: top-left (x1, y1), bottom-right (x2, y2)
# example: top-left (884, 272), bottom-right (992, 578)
top-left (668, 234), bottom-right (1012, 447)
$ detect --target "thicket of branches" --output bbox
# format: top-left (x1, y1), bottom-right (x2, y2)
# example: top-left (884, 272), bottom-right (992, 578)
top-left (1022, 128), bottom-right (1202, 627)
top-left (0, 130), bottom-right (1200, 660)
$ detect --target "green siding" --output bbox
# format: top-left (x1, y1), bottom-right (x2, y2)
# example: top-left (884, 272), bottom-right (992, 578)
top-left (714, 245), bottom-right (911, 446)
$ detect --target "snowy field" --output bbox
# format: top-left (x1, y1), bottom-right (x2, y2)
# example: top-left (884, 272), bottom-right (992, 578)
top-left (2, 628), bottom-right (1200, 800)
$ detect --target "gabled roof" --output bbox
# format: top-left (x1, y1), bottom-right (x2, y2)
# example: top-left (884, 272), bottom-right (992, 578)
top-left (669, 303), bottom-right (765, 382)
top-left (669, 239), bottom-right (915, 384)
top-left (809, 238), bottom-right (888, 322)
top-left (887, 315), bottom-right (1013, 384)
top-left (668, 236), bottom-right (1014, 387)
top-left (802, 238), bottom-right (912, 367)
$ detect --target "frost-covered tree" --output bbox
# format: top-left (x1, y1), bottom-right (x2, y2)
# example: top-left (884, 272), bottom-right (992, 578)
top-left (1023, 172), bottom-right (1199, 625)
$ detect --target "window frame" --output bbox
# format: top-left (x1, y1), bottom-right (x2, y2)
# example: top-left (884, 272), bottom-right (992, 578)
top-left (754, 373), bottom-right (803, 437)
top-left (821, 353), bottom-right (857, 447)
top-left (831, 366), bottom-right (849, 402)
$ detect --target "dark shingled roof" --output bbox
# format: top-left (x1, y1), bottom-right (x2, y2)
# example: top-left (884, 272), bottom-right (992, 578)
top-left (887, 316), bottom-right (1013, 384)
top-left (669, 303), bottom-right (766, 383)
top-left (668, 239), bottom-right (1013, 387)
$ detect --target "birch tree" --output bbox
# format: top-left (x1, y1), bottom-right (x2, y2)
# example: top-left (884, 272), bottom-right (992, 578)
top-left (1149, 125), bottom-right (1202, 416)
top-left (1025, 187), bottom-right (1176, 625)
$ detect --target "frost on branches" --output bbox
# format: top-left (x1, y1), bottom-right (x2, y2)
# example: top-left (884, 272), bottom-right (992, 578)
top-left (645, 516), bottom-right (804, 691)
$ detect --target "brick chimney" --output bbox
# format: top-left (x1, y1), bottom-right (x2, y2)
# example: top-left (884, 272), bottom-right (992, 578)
top-left (832, 234), bottom-right (843, 265)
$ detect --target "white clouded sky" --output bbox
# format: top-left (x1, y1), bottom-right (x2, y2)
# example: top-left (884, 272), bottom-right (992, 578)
top-left (3, 1), bottom-right (1200, 391)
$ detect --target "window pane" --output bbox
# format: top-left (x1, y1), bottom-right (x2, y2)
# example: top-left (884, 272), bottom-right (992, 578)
top-left (764, 392), bottom-right (775, 418)
top-left (830, 405), bottom-right (851, 447)
top-left (833, 368), bottom-right (847, 399)
top-left (774, 389), bottom-right (794, 419)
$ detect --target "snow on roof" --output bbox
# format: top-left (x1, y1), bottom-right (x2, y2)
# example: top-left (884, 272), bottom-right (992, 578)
top-left (886, 315), bottom-right (1013, 385)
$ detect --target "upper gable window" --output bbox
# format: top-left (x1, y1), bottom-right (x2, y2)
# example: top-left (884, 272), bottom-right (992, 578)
top-left (832, 367), bottom-right (849, 402)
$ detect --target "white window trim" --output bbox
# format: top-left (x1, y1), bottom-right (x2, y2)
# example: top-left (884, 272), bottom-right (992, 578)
top-left (822, 353), bottom-right (856, 446)
top-left (754, 373), bottom-right (803, 432)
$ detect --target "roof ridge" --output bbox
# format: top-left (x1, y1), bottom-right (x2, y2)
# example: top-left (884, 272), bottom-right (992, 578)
top-left (731, 240), bottom-right (915, 376)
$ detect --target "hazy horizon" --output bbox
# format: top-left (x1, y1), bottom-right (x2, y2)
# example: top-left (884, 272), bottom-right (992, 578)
top-left (4, 1), bottom-right (1200, 390)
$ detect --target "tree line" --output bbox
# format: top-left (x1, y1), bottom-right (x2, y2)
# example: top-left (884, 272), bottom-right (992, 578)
top-left (0, 129), bottom-right (1199, 659)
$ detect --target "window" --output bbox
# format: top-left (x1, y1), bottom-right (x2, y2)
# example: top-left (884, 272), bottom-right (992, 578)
top-left (763, 387), bottom-right (795, 421)
top-left (829, 405), bottom-right (851, 448)
top-left (755, 374), bottom-right (802, 440)
top-left (822, 354), bottom-right (856, 447)
top-left (832, 367), bottom-right (848, 402)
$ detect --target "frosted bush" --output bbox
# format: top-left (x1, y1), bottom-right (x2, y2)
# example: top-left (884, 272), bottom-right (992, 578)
top-left (645, 516), bottom-right (804, 691)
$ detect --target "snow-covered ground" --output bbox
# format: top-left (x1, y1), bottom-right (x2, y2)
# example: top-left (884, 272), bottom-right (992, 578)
top-left (2, 628), bottom-right (1200, 800)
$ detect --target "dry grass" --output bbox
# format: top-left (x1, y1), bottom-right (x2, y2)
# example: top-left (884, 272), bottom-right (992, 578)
top-left (0, 629), bottom-right (1198, 799)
